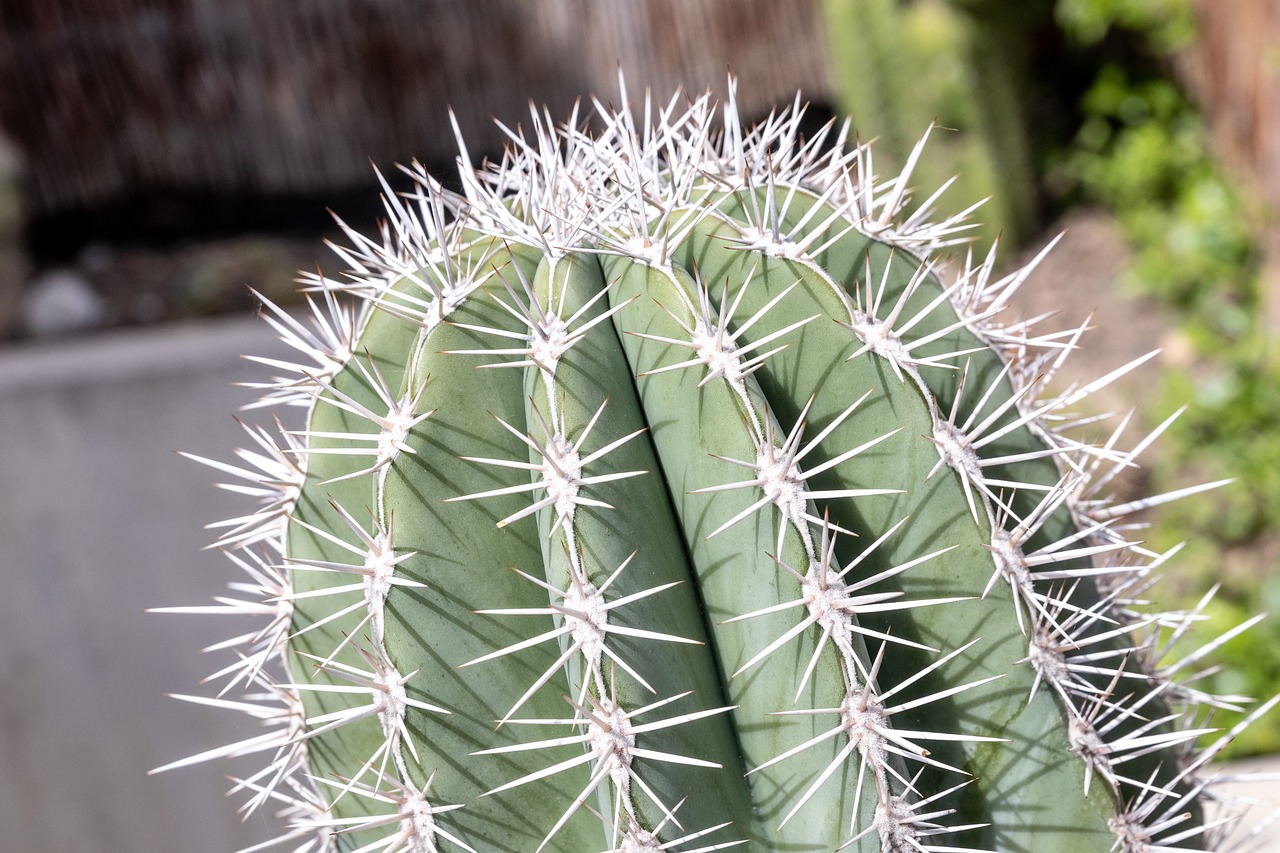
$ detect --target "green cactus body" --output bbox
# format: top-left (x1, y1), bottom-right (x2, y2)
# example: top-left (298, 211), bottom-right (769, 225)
top-left (159, 84), bottom-right (1274, 852)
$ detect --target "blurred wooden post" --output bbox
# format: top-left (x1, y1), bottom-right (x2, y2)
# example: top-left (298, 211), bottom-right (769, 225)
top-left (1177, 0), bottom-right (1280, 340)
top-left (0, 132), bottom-right (27, 335)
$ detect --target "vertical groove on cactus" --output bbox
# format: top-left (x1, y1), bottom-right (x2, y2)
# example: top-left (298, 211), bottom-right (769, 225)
top-left (153, 79), bottom-right (1279, 853)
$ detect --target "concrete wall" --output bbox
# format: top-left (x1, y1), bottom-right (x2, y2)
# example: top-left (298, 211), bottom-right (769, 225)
top-left (0, 316), bottom-right (292, 851)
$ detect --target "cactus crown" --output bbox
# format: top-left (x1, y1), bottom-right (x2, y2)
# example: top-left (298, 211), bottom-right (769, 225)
top-left (158, 80), bottom-right (1276, 853)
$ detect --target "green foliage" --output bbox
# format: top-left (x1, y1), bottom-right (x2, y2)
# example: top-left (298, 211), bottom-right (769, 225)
top-left (1144, 351), bottom-right (1280, 759)
top-left (1160, 352), bottom-right (1280, 544)
top-left (1053, 2), bottom-right (1280, 758)
top-left (1064, 66), bottom-right (1256, 345)
top-left (1055, 0), bottom-right (1196, 51)
top-left (1191, 578), bottom-right (1280, 757)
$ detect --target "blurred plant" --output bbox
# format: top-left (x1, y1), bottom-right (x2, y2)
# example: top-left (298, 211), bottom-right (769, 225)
top-left (1185, 574), bottom-right (1280, 757)
top-left (822, 0), bottom-right (1038, 247)
top-left (1062, 65), bottom-right (1256, 347)
top-left (1056, 0), bottom-right (1280, 757)
top-left (1055, 0), bottom-right (1196, 53)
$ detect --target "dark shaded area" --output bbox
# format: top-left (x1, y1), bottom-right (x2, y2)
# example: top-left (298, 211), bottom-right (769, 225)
top-left (0, 0), bottom-right (834, 339)
top-left (0, 0), bottom-right (827, 215)
top-left (27, 186), bottom-right (392, 260)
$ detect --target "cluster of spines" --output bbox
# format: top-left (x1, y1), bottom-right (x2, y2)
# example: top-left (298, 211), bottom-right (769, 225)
top-left (449, 250), bottom-right (748, 851)
top-left (153, 79), bottom-right (1279, 853)
top-left (660, 116), bottom-right (1270, 849)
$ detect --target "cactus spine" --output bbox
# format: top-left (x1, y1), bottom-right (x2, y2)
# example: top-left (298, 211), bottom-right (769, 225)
top-left (158, 81), bottom-right (1277, 852)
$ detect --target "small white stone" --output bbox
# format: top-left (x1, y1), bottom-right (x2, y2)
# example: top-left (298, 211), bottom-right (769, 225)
top-left (23, 269), bottom-right (105, 336)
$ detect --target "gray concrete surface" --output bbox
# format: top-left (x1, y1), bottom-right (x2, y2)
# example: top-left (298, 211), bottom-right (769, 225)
top-left (1213, 754), bottom-right (1280, 852)
top-left (0, 316), bottom-right (294, 852)
top-left (0, 314), bottom-right (1277, 852)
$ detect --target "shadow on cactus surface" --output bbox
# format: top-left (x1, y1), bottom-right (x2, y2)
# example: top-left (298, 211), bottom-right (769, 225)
top-left (155, 80), bottom-right (1279, 852)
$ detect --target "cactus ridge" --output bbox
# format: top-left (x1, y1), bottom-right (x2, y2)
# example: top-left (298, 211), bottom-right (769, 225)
top-left (154, 80), bottom-right (1280, 853)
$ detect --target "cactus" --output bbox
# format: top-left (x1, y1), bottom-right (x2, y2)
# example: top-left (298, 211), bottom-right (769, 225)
top-left (157, 80), bottom-right (1278, 852)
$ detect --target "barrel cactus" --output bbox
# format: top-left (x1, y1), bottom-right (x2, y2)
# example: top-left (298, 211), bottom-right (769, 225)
top-left (158, 81), bottom-right (1278, 852)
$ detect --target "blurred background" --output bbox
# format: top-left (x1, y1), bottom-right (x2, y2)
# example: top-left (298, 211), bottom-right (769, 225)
top-left (2, 1), bottom-right (1279, 850)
